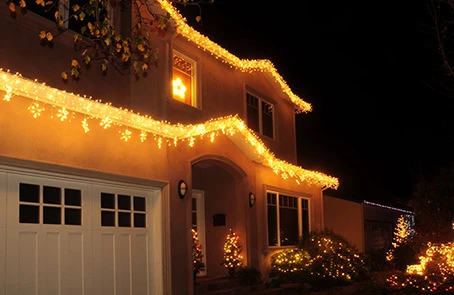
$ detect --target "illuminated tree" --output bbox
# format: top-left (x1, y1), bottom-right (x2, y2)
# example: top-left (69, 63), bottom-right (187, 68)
top-left (387, 215), bottom-right (415, 265)
top-left (192, 229), bottom-right (204, 276)
top-left (221, 228), bottom-right (243, 278)
top-left (6, 0), bottom-right (213, 79)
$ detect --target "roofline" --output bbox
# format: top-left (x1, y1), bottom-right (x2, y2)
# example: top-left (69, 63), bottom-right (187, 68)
top-left (158, 0), bottom-right (312, 113)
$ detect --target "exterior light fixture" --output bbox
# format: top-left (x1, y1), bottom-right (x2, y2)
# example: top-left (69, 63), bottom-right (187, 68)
top-left (178, 180), bottom-right (188, 199)
top-left (249, 192), bottom-right (256, 207)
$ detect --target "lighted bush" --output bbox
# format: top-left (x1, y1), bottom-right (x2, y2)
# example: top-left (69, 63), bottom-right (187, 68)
top-left (300, 230), bottom-right (369, 284)
top-left (388, 242), bottom-right (454, 293)
top-left (270, 248), bottom-right (311, 280)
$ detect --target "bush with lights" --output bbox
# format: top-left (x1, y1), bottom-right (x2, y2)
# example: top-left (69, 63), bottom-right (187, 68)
top-left (221, 229), bottom-right (243, 278)
top-left (387, 242), bottom-right (454, 294)
top-left (300, 230), bottom-right (369, 285)
top-left (270, 248), bottom-right (311, 282)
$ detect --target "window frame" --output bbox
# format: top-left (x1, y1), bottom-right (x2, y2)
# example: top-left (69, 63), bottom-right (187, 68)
top-left (245, 90), bottom-right (275, 139)
top-left (266, 190), bottom-right (310, 248)
top-left (172, 48), bottom-right (198, 108)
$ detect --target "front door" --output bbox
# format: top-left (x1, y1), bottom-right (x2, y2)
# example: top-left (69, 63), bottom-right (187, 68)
top-left (192, 189), bottom-right (206, 276)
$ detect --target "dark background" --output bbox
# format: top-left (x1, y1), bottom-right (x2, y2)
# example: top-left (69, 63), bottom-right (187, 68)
top-left (179, 0), bottom-right (454, 208)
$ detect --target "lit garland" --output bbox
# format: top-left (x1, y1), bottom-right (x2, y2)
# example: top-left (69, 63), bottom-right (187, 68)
top-left (363, 200), bottom-right (414, 214)
top-left (386, 215), bottom-right (415, 262)
top-left (0, 69), bottom-right (339, 189)
top-left (157, 0), bottom-right (312, 113)
top-left (387, 242), bottom-right (454, 293)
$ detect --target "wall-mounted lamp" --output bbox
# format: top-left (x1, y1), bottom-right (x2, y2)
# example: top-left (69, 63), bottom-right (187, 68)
top-left (178, 180), bottom-right (188, 199)
top-left (249, 192), bottom-right (256, 207)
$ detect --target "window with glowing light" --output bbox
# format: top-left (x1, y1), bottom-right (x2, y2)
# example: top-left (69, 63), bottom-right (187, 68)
top-left (267, 192), bottom-right (309, 247)
top-left (246, 92), bottom-right (274, 138)
top-left (172, 50), bottom-right (197, 107)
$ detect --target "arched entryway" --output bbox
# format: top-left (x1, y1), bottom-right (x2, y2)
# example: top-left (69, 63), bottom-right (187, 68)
top-left (191, 155), bottom-right (248, 277)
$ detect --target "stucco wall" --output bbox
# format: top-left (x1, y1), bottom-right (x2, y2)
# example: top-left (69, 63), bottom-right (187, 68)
top-left (323, 195), bottom-right (364, 252)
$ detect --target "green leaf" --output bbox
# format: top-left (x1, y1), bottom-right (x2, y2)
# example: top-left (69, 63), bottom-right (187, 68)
top-left (79, 11), bottom-right (85, 21)
top-left (84, 55), bottom-right (91, 65)
top-left (72, 4), bottom-right (79, 12)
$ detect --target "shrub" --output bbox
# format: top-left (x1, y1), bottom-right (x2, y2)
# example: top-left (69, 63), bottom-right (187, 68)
top-left (270, 248), bottom-right (311, 282)
top-left (300, 230), bottom-right (369, 284)
top-left (235, 266), bottom-right (262, 285)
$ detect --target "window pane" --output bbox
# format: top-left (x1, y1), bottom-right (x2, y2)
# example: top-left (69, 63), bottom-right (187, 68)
top-left (192, 212), bottom-right (197, 226)
top-left (26, 0), bottom-right (56, 22)
top-left (267, 205), bottom-right (278, 246)
top-left (301, 199), bottom-right (309, 238)
top-left (65, 189), bottom-right (81, 206)
top-left (134, 196), bottom-right (146, 212)
top-left (173, 53), bottom-right (194, 106)
top-left (192, 197), bottom-right (197, 211)
top-left (246, 94), bottom-right (259, 133)
top-left (118, 212), bottom-right (131, 227)
top-left (65, 208), bottom-right (82, 225)
top-left (19, 204), bottom-right (39, 223)
top-left (20, 183), bottom-right (40, 203)
top-left (101, 193), bottom-right (115, 209)
top-left (118, 195), bottom-right (131, 210)
top-left (101, 211), bottom-right (115, 226)
top-left (43, 186), bottom-right (61, 204)
top-left (262, 101), bottom-right (274, 138)
top-left (279, 206), bottom-right (299, 246)
top-left (134, 213), bottom-right (146, 228)
top-left (43, 206), bottom-right (61, 224)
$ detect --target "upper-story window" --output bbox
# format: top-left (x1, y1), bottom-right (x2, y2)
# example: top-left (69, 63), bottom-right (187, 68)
top-left (172, 50), bottom-right (197, 107)
top-left (246, 92), bottom-right (274, 138)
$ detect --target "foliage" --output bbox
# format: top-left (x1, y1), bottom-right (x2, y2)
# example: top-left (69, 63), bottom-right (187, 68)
top-left (409, 163), bottom-right (454, 244)
top-left (424, 0), bottom-right (454, 97)
top-left (7, 0), bottom-right (213, 79)
top-left (388, 242), bottom-right (454, 293)
top-left (300, 230), bottom-right (369, 284)
top-left (235, 266), bottom-right (262, 286)
top-left (270, 248), bottom-right (311, 282)
top-left (192, 229), bottom-right (205, 274)
top-left (220, 228), bottom-right (243, 277)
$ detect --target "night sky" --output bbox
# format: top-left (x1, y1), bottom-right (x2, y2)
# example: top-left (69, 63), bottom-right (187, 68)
top-left (179, 1), bottom-right (454, 208)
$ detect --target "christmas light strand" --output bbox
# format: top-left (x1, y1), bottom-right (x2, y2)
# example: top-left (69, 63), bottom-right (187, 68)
top-left (363, 200), bottom-right (413, 214)
top-left (157, 0), bottom-right (312, 113)
top-left (0, 69), bottom-right (338, 189)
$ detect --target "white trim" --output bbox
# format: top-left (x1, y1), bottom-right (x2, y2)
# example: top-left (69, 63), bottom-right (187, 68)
top-left (172, 48), bottom-right (199, 108)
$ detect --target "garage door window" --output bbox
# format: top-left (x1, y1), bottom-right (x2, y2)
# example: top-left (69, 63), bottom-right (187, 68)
top-left (19, 183), bottom-right (82, 225)
top-left (101, 192), bottom-right (146, 228)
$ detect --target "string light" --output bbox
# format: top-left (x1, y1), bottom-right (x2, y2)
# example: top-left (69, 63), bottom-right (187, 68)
top-left (0, 69), bottom-right (338, 189)
top-left (363, 200), bottom-right (414, 214)
top-left (157, 0), bottom-right (312, 113)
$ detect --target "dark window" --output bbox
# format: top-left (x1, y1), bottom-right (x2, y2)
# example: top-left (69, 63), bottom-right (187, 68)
top-left (134, 213), bottom-right (146, 228)
top-left (134, 196), bottom-right (146, 212)
top-left (118, 194), bottom-right (131, 210)
top-left (19, 204), bottom-right (39, 224)
top-left (101, 193), bottom-right (115, 209)
top-left (43, 206), bottom-right (61, 224)
top-left (246, 93), bottom-right (259, 133)
top-left (65, 188), bottom-right (81, 206)
top-left (267, 192), bottom-right (308, 247)
top-left (118, 212), bottom-right (131, 227)
top-left (25, 0), bottom-right (57, 23)
top-left (246, 92), bottom-right (274, 138)
top-left (101, 211), bottom-right (115, 227)
top-left (65, 208), bottom-right (81, 225)
top-left (43, 186), bottom-right (61, 205)
top-left (19, 183), bottom-right (40, 203)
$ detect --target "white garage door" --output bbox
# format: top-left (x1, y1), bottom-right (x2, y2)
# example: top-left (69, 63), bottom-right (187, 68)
top-left (0, 169), bottom-right (163, 295)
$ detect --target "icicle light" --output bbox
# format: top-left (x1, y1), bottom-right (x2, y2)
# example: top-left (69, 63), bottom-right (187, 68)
top-left (157, 0), bottom-right (312, 113)
top-left (0, 69), bottom-right (338, 189)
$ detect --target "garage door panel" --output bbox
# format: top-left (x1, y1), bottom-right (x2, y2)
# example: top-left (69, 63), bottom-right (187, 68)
top-left (132, 234), bottom-right (149, 295)
top-left (0, 172), bottom-right (6, 295)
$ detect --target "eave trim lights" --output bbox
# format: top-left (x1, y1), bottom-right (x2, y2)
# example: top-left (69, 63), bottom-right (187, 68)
top-left (0, 69), bottom-right (338, 189)
top-left (157, 0), bottom-right (312, 113)
top-left (363, 200), bottom-right (413, 214)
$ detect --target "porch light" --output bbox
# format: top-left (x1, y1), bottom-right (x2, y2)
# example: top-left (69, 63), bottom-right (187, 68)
top-left (249, 192), bottom-right (256, 207)
top-left (178, 179), bottom-right (188, 199)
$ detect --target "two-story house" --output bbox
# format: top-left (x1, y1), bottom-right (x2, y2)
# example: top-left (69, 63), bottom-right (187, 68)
top-left (0, 1), bottom-right (338, 294)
